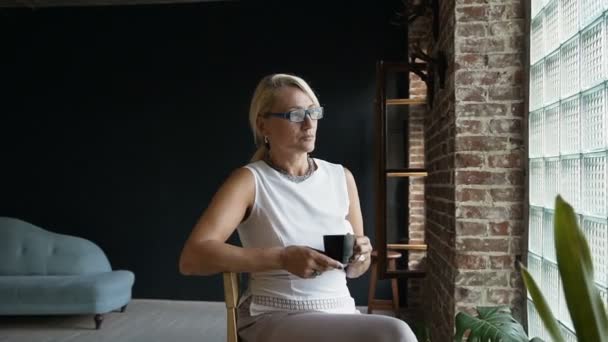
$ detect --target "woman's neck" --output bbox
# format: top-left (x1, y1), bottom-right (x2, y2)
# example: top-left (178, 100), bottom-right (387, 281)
top-left (266, 151), bottom-right (310, 176)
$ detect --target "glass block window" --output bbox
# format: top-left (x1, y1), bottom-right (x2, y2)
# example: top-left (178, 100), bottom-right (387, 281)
top-left (560, 37), bottom-right (579, 97)
top-left (559, 95), bottom-right (581, 154)
top-left (544, 53), bottom-right (561, 105)
top-left (528, 1), bottom-right (608, 339)
top-left (580, 19), bottom-right (606, 90)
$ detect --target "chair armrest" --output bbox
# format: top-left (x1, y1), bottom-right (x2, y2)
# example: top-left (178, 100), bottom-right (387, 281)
top-left (223, 272), bottom-right (240, 309)
top-left (223, 272), bottom-right (239, 342)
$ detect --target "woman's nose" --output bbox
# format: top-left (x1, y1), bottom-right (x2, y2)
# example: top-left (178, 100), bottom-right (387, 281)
top-left (301, 114), bottom-right (314, 128)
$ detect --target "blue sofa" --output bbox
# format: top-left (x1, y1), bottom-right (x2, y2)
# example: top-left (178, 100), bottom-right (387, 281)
top-left (0, 217), bottom-right (135, 329)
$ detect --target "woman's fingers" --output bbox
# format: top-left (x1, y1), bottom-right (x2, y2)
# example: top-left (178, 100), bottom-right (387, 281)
top-left (305, 255), bottom-right (341, 278)
top-left (350, 235), bottom-right (372, 263)
top-left (354, 236), bottom-right (372, 252)
top-left (311, 250), bottom-right (344, 270)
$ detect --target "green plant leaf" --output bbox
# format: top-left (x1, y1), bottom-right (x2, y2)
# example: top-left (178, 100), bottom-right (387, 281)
top-left (529, 338), bottom-right (545, 342)
top-left (520, 265), bottom-right (565, 342)
top-left (412, 320), bottom-right (431, 342)
top-left (554, 195), bottom-right (608, 342)
top-left (454, 306), bottom-right (528, 342)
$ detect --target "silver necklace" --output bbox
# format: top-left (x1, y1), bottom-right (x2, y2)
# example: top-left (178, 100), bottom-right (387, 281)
top-left (264, 154), bottom-right (315, 183)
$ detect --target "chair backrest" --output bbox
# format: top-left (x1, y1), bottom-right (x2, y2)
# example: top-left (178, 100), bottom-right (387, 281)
top-left (223, 272), bottom-right (239, 342)
top-left (0, 217), bottom-right (111, 276)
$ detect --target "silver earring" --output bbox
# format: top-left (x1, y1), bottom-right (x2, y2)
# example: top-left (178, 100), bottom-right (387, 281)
top-left (264, 136), bottom-right (269, 144)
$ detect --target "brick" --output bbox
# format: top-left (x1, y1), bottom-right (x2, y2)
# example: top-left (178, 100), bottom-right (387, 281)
top-left (456, 53), bottom-right (487, 69)
top-left (456, 221), bottom-right (488, 236)
top-left (510, 271), bottom-right (524, 288)
top-left (510, 236), bottom-right (522, 254)
top-left (456, 5), bottom-right (487, 22)
top-left (409, 193), bottom-right (425, 201)
top-left (460, 103), bottom-right (508, 117)
top-left (505, 170), bottom-right (524, 185)
top-left (456, 254), bottom-right (488, 269)
top-left (487, 4), bottom-right (525, 20)
top-left (457, 70), bottom-right (516, 86)
top-left (490, 188), bottom-right (523, 202)
top-left (456, 287), bottom-right (484, 302)
top-left (487, 53), bottom-right (523, 68)
top-left (456, 271), bottom-right (509, 287)
top-left (457, 23), bottom-right (488, 37)
top-left (456, 238), bottom-right (510, 252)
top-left (510, 102), bottom-right (525, 117)
top-left (456, 119), bottom-right (483, 134)
top-left (489, 255), bottom-right (514, 269)
top-left (455, 170), bottom-right (506, 185)
top-left (456, 188), bottom-right (487, 202)
top-left (458, 37), bottom-right (506, 53)
top-left (456, 0), bottom-right (492, 3)
top-left (456, 86), bottom-right (486, 101)
top-left (489, 118), bottom-right (522, 134)
top-left (489, 86), bottom-right (522, 101)
top-left (489, 221), bottom-right (510, 235)
top-left (489, 20), bottom-right (524, 36)
top-left (456, 152), bottom-right (485, 168)
top-left (488, 152), bottom-right (523, 168)
top-left (487, 288), bottom-right (511, 305)
top-left (410, 202), bottom-right (426, 212)
top-left (456, 205), bottom-right (522, 220)
top-left (456, 136), bottom-right (508, 151)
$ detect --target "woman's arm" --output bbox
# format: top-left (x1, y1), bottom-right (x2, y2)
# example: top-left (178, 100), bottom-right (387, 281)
top-left (179, 168), bottom-right (341, 277)
top-left (179, 168), bottom-right (282, 275)
top-left (343, 167), bottom-right (372, 279)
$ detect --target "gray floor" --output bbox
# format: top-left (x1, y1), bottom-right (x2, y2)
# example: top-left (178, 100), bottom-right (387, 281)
top-left (0, 299), bottom-right (227, 342)
top-left (0, 300), bottom-right (377, 342)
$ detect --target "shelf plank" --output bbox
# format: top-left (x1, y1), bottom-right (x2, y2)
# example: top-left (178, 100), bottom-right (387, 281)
top-left (386, 98), bottom-right (427, 105)
top-left (387, 171), bottom-right (428, 177)
top-left (385, 169), bottom-right (428, 178)
top-left (387, 243), bottom-right (427, 251)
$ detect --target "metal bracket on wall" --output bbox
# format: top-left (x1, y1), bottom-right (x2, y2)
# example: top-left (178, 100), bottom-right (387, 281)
top-left (408, 45), bottom-right (447, 107)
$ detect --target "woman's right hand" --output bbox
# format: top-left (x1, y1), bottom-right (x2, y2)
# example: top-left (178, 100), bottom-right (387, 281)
top-left (280, 246), bottom-right (343, 278)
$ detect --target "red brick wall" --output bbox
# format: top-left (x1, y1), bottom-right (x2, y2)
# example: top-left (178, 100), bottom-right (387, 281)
top-left (407, 3), bottom-right (430, 312)
top-left (423, 0), bottom-right (457, 339)
top-left (453, 0), bottom-right (526, 319)
top-left (405, 2), bottom-right (525, 337)
top-left (407, 102), bottom-right (426, 310)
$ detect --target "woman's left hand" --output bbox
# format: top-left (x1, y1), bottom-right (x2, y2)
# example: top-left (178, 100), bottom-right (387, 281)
top-left (345, 235), bottom-right (372, 278)
top-left (349, 235), bottom-right (372, 265)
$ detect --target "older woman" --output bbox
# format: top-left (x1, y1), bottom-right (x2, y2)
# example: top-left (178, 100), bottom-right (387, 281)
top-left (179, 74), bottom-right (417, 342)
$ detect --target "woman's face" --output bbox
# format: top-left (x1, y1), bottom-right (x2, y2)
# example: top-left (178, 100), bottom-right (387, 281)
top-left (259, 86), bottom-right (318, 155)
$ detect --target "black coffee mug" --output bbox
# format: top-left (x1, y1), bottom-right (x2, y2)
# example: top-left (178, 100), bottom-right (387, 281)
top-left (323, 234), bottom-right (356, 264)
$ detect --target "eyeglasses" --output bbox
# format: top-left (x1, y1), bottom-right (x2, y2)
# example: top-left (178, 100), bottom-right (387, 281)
top-left (264, 107), bottom-right (324, 123)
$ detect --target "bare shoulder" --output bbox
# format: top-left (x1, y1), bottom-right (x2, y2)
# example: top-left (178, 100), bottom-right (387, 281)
top-left (221, 167), bottom-right (255, 194)
top-left (230, 166), bottom-right (255, 182)
top-left (342, 166), bottom-right (356, 185)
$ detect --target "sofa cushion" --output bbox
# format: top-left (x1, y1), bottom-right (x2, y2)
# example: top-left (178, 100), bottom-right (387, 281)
top-left (0, 217), bottom-right (111, 276)
top-left (0, 271), bottom-right (135, 315)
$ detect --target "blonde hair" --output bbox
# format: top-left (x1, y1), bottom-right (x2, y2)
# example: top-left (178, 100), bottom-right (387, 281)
top-left (249, 74), bottom-right (320, 162)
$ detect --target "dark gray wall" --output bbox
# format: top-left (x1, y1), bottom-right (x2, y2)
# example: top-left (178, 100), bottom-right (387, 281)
top-left (0, 0), bottom-right (405, 303)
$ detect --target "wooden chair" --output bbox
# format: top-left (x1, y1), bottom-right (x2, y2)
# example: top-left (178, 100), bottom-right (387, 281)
top-left (367, 244), bottom-right (427, 316)
top-left (222, 272), bottom-right (240, 342)
top-left (367, 250), bottom-right (402, 316)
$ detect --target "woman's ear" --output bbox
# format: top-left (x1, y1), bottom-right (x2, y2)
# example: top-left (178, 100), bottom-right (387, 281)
top-left (256, 115), bottom-right (267, 137)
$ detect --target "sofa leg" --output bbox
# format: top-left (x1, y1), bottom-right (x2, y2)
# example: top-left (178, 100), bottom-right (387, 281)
top-left (120, 304), bottom-right (127, 313)
top-left (94, 314), bottom-right (104, 329)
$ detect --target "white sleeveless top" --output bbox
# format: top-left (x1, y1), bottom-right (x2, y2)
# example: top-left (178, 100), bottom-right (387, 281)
top-left (237, 158), bottom-right (359, 316)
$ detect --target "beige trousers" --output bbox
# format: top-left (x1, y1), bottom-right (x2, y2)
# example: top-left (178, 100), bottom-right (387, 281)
top-left (237, 298), bottom-right (418, 342)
